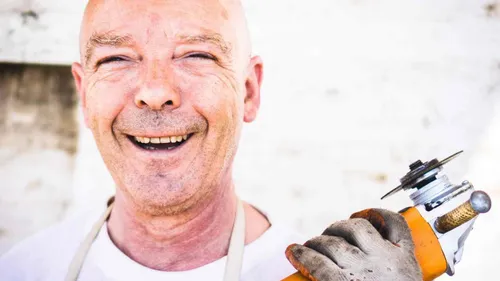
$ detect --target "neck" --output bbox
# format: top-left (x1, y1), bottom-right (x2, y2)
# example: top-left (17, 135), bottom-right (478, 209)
top-left (107, 183), bottom-right (270, 271)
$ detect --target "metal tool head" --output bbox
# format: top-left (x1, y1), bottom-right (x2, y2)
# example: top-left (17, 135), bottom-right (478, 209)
top-left (381, 150), bottom-right (464, 200)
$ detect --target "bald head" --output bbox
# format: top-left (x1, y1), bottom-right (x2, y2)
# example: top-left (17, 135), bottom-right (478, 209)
top-left (71, 0), bottom-right (263, 213)
top-left (79, 0), bottom-right (252, 70)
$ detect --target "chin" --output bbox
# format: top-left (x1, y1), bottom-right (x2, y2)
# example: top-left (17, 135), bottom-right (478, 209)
top-left (122, 176), bottom-right (210, 215)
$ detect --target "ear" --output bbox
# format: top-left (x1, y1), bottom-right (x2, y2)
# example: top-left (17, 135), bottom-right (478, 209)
top-left (243, 56), bottom-right (264, 123)
top-left (71, 62), bottom-right (90, 127)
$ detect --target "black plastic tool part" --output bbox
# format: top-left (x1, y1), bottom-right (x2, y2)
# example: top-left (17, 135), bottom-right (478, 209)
top-left (381, 150), bottom-right (463, 200)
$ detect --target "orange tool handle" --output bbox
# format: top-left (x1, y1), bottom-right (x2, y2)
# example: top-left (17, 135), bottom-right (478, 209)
top-left (283, 272), bottom-right (310, 281)
top-left (400, 206), bottom-right (447, 281)
top-left (282, 207), bottom-right (447, 281)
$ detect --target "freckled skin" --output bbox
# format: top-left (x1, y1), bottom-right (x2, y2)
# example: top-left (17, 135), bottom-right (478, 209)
top-left (73, 0), bottom-right (258, 215)
top-left (71, 0), bottom-right (266, 270)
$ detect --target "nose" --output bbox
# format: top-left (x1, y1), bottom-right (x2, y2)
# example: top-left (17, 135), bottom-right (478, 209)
top-left (135, 82), bottom-right (181, 111)
top-left (135, 89), bottom-right (180, 110)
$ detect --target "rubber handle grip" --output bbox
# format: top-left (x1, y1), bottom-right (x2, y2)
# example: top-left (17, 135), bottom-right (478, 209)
top-left (281, 207), bottom-right (447, 281)
top-left (434, 200), bottom-right (478, 233)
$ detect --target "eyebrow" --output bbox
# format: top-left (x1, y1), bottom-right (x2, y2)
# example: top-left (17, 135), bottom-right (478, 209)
top-left (84, 31), bottom-right (233, 65)
top-left (84, 31), bottom-right (134, 64)
top-left (179, 33), bottom-right (232, 57)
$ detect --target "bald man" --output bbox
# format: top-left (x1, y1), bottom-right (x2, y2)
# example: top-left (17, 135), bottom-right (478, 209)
top-left (0, 1), bottom-right (422, 281)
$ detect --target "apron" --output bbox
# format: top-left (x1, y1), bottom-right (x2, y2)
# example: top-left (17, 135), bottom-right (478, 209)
top-left (65, 197), bottom-right (246, 281)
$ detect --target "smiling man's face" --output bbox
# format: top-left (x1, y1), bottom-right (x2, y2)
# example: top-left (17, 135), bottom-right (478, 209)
top-left (72, 0), bottom-right (263, 214)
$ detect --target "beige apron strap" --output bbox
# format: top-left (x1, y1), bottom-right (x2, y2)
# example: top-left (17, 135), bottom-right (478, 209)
top-left (223, 199), bottom-right (246, 281)
top-left (65, 197), bottom-right (115, 281)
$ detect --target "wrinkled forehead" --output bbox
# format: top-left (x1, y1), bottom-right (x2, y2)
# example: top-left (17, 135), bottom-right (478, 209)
top-left (80, 0), bottom-right (244, 55)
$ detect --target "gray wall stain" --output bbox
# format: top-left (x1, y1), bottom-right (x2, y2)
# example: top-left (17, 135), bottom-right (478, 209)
top-left (485, 3), bottom-right (499, 18)
top-left (0, 63), bottom-right (78, 154)
top-left (0, 63), bottom-right (78, 254)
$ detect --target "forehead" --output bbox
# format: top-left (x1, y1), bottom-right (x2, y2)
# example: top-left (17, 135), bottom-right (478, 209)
top-left (84, 0), bottom-right (232, 44)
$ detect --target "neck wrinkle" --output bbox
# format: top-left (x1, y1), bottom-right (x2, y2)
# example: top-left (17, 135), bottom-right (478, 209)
top-left (107, 183), bottom-right (239, 271)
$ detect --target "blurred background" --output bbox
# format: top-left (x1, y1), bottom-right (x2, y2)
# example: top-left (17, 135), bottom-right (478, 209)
top-left (1, 0), bottom-right (499, 280)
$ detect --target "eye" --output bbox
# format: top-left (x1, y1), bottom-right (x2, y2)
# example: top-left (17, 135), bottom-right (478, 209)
top-left (96, 56), bottom-right (126, 67)
top-left (186, 53), bottom-right (216, 61)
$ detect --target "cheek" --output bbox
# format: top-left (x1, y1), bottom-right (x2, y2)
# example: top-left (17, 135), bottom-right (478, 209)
top-left (176, 68), bottom-right (243, 168)
top-left (191, 72), bottom-right (243, 164)
top-left (177, 68), bottom-right (242, 127)
top-left (86, 69), bottom-right (139, 132)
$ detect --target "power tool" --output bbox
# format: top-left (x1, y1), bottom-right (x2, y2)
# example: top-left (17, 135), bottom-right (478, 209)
top-left (283, 151), bottom-right (492, 281)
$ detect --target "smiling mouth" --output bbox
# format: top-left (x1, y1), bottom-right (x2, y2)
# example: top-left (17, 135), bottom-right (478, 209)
top-left (128, 134), bottom-right (193, 150)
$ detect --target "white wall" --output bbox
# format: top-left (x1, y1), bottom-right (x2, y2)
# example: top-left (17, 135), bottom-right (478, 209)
top-left (2, 0), bottom-right (500, 280)
top-left (0, 0), bottom-right (84, 64)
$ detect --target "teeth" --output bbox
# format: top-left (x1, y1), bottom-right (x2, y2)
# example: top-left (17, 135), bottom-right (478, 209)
top-left (135, 136), bottom-right (149, 144)
top-left (134, 134), bottom-right (189, 144)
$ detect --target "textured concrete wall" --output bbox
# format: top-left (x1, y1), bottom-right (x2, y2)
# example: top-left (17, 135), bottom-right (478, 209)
top-left (0, 63), bottom-right (78, 253)
top-left (2, 0), bottom-right (500, 280)
top-left (0, 0), bottom-right (85, 64)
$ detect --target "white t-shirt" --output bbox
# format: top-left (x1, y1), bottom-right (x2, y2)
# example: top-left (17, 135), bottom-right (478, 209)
top-left (0, 205), bottom-right (305, 281)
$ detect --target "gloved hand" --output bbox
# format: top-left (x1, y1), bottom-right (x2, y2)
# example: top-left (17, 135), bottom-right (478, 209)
top-left (285, 208), bottom-right (423, 281)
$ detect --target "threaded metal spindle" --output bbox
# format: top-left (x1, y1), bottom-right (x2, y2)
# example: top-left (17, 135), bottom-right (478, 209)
top-left (434, 191), bottom-right (491, 234)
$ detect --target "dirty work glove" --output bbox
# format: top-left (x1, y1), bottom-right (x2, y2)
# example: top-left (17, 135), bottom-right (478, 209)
top-left (285, 208), bottom-right (422, 281)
